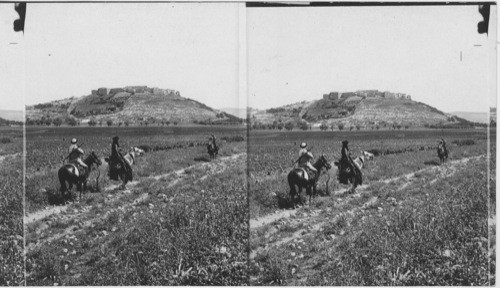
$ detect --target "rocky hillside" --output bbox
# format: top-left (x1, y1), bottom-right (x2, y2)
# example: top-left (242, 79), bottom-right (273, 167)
top-left (250, 90), bottom-right (473, 129)
top-left (26, 86), bottom-right (242, 126)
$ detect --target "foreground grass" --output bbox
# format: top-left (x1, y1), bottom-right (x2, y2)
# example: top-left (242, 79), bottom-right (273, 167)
top-left (26, 155), bottom-right (248, 285)
top-left (0, 128), bottom-right (24, 285)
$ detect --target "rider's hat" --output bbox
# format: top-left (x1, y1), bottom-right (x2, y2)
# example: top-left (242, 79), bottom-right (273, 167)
top-left (71, 138), bottom-right (77, 144)
top-left (76, 148), bottom-right (84, 155)
top-left (300, 142), bottom-right (307, 148)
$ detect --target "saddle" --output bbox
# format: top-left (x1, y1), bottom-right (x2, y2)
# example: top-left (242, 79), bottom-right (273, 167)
top-left (64, 163), bottom-right (85, 178)
top-left (293, 167), bottom-right (316, 182)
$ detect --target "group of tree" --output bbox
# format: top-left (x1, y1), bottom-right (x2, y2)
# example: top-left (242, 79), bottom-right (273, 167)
top-left (26, 116), bottom-right (79, 126)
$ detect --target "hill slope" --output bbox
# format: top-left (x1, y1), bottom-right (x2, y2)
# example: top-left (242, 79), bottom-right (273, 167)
top-left (250, 92), bottom-right (472, 128)
top-left (26, 86), bottom-right (242, 125)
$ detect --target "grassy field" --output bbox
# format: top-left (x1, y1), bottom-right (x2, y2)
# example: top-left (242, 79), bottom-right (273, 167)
top-left (249, 128), bottom-right (492, 285)
top-left (0, 127), bottom-right (24, 285)
top-left (25, 126), bottom-right (248, 285)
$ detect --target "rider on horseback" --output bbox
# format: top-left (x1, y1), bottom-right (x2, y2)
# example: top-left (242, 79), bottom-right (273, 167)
top-left (69, 147), bottom-right (88, 176)
top-left (208, 134), bottom-right (217, 148)
top-left (69, 138), bottom-right (78, 153)
top-left (109, 136), bottom-right (132, 181)
top-left (339, 140), bottom-right (361, 183)
top-left (64, 138), bottom-right (80, 164)
top-left (297, 142), bottom-right (318, 179)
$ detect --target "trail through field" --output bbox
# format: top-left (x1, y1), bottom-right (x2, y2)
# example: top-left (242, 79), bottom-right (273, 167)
top-left (25, 153), bottom-right (246, 252)
top-left (0, 152), bottom-right (21, 163)
top-left (250, 155), bottom-right (485, 265)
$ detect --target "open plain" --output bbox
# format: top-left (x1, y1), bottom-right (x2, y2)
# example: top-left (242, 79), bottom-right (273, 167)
top-left (249, 128), bottom-right (494, 285)
top-left (25, 126), bottom-right (248, 285)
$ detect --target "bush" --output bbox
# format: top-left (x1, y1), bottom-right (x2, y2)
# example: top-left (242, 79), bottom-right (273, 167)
top-left (284, 122), bottom-right (294, 131)
top-left (338, 123), bottom-right (345, 131)
top-left (0, 137), bottom-right (12, 144)
top-left (452, 139), bottom-right (475, 146)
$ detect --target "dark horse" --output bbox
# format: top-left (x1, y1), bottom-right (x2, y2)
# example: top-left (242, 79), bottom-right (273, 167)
top-left (105, 149), bottom-right (134, 190)
top-left (335, 155), bottom-right (366, 194)
top-left (207, 142), bottom-right (218, 160)
top-left (58, 151), bottom-right (102, 201)
top-left (437, 142), bottom-right (448, 164)
top-left (288, 154), bottom-right (332, 208)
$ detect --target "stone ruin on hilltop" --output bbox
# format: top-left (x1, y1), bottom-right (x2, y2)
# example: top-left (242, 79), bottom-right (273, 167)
top-left (91, 86), bottom-right (180, 97)
top-left (323, 90), bottom-right (411, 101)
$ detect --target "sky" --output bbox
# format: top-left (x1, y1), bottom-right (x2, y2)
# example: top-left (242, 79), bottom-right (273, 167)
top-left (0, 4), bottom-right (25, 111)
top-left (0, 3), bottom-right (497, 114)
top-left (2, 3), bottom-right (243, 111)
top-left (247, 5), bottom-right (497, 113)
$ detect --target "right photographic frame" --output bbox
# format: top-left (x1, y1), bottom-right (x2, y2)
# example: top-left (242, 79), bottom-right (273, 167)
top-left (247, 3), bottom-right (496, 286)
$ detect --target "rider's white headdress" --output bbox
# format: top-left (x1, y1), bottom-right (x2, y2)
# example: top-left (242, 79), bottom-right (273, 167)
top-left (71, 138), bottom-right (77, 144)
top-left (300, 142), bottom-right (307, 148)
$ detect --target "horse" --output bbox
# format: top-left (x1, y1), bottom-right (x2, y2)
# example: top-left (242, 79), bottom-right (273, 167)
top-left (335, 154), bottom-right (367, 194)
top-left (58, 151), bottom-right (102, 201)
top-left (288, 154), bottom-right (332, 208)
top-left (437, 142), bottom-right (448, 164)
top-left (207, 142), bottom-right (218, 160)
top-left (105, 148), bottom-right (135, 190)
top-left (362, 150), bottom-right (374, 160)
top-left (130, 146), bottom-right (145, 156)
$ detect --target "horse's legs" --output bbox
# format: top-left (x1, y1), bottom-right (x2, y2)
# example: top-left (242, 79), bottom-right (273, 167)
top-left (289, 183), bottom-right (297, 208)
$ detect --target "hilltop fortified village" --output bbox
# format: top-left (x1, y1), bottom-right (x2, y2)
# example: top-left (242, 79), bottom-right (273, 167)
top-left (323, 90), bottom-right (411, 101)
top-left (91, 86), bottom-right (180, 97)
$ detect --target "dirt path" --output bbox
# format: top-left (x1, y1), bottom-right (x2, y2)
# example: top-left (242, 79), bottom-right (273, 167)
top-left (250, 155), bottom-right (485, 260)
top-left (25, 153), bottom-right (246, 250)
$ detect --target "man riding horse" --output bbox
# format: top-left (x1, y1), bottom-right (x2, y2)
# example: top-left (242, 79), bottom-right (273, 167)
top-left (68, 147), bottom-right (88, 176)
top-left (437, 138), bottom-right (448, 164)
top-left (108, 136), bottom-right (132, 182)
top-left (338, 140), bottom-right (362, 185)
top-left (296, 142), bottom-right (318, 179)
top-left (207, 134), bottom-right (219, 160)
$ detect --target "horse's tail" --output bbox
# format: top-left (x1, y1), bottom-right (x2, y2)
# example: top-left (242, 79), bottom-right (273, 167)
top-left (58, 167), bottom-right (68, 192)
top-left (288, 170), bottom-right (297, 195)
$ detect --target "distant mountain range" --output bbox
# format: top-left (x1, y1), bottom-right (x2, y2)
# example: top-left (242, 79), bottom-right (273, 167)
top-left (26, 86), bottom-right (243, 126)
top-left (219, 108), bottom-right (247, 119)
top-left (249, 90), bottom-right (477, 129)
top-left (0, 110), bottom-right (23, 122)
top-left (449, 111), bottom-right (488, 124)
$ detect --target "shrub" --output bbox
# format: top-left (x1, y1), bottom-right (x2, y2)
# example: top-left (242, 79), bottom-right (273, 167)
top-left (0, 137), bottom-right (12, 144)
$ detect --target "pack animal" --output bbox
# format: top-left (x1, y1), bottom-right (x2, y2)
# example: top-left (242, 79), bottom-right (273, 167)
top-left (288, 154), bottom-right (332, 208)
top-left (58, 151), bottom-right (102, 201)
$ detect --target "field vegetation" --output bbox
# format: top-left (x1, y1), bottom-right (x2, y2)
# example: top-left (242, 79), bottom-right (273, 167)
top-left (249, 128), bottom-right (492, 285)
top-left (0, 127), bottom-right (24, 285)
top-left (25, 126), bottom-right (248, 285)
